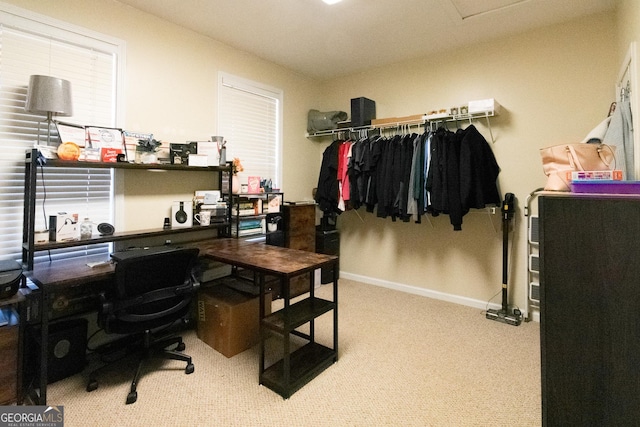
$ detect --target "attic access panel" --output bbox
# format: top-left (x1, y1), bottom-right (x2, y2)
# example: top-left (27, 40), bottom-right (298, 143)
top-left (448, 0), bottom-right (528, 19)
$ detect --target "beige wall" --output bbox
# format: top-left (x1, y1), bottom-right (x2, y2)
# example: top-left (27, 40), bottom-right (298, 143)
top-left (318, 11), bottom-right (620, 314)
top-left (618, 0), bottom-right (640, 61)
top-left (5, 0), bottom-right (322, 230)
top-left (8, 1), bottom-right (638, 316)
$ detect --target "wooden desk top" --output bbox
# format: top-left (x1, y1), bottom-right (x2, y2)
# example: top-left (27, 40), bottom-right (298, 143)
top-left (28, 254), bottom-right (114, 288)
top-left (194, 239), bottom-right (338, 277)
top-left (28, 239), bottom-right (338, 287)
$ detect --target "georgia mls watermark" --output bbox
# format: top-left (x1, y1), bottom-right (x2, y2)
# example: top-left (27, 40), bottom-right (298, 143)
top-left (0, 406), bottom-right (64, 427)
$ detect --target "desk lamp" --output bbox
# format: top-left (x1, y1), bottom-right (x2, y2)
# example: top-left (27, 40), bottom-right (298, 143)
top-left (25, 75), bottom-right (73, 146)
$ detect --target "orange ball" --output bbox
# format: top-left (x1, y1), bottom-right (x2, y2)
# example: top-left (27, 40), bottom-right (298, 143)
top-left (57, 142), bottom-right (81, 161)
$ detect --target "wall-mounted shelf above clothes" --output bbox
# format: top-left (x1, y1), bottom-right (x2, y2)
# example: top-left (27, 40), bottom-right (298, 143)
top-left (306, 99), bottom-right (501, 143)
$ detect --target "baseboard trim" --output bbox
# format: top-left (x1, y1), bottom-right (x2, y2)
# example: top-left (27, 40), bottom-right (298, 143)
top-left (340, 271), bottom-right (541, 323)
top-left (339, 271), bottom-right (502, 311)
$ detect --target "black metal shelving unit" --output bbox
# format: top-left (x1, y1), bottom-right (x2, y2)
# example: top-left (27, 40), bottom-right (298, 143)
top-left (20, 148), bottom-right (233, 404)
top-left (258, 266), bottom-right (338, 399)
top-left (229, 192), bottom-right (284, 242)
top-left (22, 149), bottom-right (233, 270)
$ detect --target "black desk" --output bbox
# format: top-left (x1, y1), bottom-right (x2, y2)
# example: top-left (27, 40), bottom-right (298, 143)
top-left (196, 239), bottom-right (339, 398)
top-left (23, 254), bottom-right (114, 404)
top-left (23, 239), bottom-right (339, 402)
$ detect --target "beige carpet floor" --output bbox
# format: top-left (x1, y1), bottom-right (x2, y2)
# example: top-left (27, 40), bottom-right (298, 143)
top-left (46, 279), bottom-right (541, 426)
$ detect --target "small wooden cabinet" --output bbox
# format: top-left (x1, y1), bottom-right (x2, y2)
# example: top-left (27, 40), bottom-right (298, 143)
top-left (284, 204), bottom-right (316, 251)
top-left (283, 204), bottom-right (317, 298)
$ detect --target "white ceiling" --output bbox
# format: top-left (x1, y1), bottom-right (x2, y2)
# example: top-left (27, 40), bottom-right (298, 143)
top-left (115, 0), bottom-right (617, 80)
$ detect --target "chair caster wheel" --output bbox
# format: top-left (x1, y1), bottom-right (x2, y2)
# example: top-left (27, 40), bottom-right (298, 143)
top-left (126, 391), bottom-right (137, 404)
top-left (86, 380), bottom-right (98, 392)
top-left (176, 342), bottom-right (186, 351)
top-left (186, 363), bottom-right (194, 374)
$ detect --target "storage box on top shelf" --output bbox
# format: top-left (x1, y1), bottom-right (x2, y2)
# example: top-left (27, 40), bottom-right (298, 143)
top-left (468, 98), bottom-right (501, 115)
top-left (196, 284), bottom-right (271, 358)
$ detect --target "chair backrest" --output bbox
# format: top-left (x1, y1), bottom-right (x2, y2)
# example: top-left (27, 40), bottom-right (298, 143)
top-left (102, 247), bottom-right (200, 334)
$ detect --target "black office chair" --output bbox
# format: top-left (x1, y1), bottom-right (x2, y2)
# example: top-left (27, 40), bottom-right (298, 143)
top-left (86, 247), bottom-right (200, 404)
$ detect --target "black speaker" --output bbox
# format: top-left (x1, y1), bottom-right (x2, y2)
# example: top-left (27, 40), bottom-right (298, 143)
top-left (350, 97), bottom-right (376, 127)
top-left (45, 318), bottom-right (88, 383)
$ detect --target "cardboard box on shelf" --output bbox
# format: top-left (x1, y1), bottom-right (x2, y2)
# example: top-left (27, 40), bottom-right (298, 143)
top-left (371, 114), bottom-right (424, 127)
top-left (196, 285), bottom-right (271, 358)
top-left (188, 154), bottom-right (209, 167)
top-left (468, 98), bottom-right (501, 115)
top-left (196, 141), bottom-right (219, 166)
top-left (48, 213), bottom-right (78, 242)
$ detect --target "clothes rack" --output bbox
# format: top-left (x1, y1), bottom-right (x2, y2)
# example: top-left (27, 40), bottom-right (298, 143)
top-left (315, 121), bottom-right (501, 231)
top-left (307, 109), bottom-right (498, 143)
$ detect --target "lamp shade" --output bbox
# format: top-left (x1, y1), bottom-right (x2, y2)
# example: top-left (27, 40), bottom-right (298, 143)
top-left (25, 75), bottom-right (73, 116)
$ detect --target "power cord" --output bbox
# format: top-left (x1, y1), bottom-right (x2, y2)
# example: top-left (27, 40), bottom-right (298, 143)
top-left (37, 159), bottom-right (52, 263)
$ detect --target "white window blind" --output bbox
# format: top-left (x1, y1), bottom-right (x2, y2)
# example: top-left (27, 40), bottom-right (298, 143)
top-left (0, 5), bottom-right (124, 264)
top-left (218, 72), bottom-right (282, 188)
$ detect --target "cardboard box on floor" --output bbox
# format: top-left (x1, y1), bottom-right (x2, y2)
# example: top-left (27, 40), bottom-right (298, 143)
top-left (196, 285), bottom-right (271, 358)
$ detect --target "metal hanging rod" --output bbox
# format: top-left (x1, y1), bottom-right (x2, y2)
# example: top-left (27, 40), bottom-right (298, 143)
top-left (306, 108), bottom-right (499, 142)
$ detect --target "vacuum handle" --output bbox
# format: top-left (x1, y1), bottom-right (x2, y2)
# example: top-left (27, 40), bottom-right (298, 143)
top-left (501, 193), bottom-right (515, 312)
top-left (501, 192), bottom-right (515, 220)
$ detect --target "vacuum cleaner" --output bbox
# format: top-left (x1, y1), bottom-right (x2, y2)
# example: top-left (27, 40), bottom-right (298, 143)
top-left (486, 192), bottom-right (522, 326)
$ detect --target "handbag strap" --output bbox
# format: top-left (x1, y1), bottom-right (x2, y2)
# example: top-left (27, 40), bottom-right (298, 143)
top-left (566, 145), bottom-right (584, 170)
top-left (567, 144), bottom-right (614, 171)
top-left (600, 144), bottom-right (615, 169)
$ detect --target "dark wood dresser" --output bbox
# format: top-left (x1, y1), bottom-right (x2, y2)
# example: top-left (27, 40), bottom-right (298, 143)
top-left (539, 194), bottom-right (640, 425)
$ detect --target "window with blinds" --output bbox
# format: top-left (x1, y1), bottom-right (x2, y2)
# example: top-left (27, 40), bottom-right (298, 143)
top-left (0, 5), bottom-right (124, 264)
top-left (217, 72), bottom-right (282, 188)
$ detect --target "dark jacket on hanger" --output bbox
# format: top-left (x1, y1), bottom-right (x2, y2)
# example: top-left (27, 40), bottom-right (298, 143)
top-left (397, 134), bottom-right (416, 221)
top-left (458, 124), bottom-right (501, 210)
top-left (427, 127), bottom-right (460, 227)
top-left (364, 136), bottom-right (382, 212)
top-left (427, 125), bottom-right (501, 230)
top-left (315, 139), bottom-right (342, 214)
